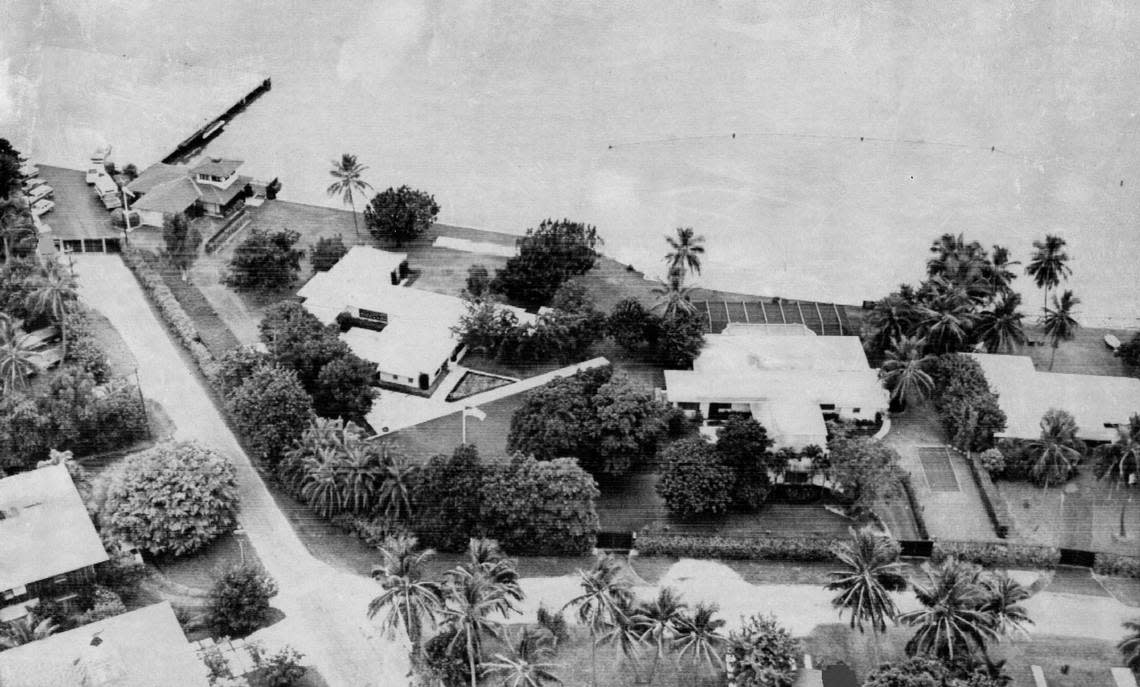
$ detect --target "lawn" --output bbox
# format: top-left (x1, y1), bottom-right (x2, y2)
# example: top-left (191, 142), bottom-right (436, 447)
top-left (138, 249), bottom-right (242, 357)
top-left (84, 307), bottom-right (136, 378)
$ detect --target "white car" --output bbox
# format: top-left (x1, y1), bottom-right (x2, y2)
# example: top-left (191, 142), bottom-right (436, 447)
top-left (21, 177), bottom-right (46, 192)
top-left (25, 184), bottom-right (53, 203)
top-left (30, 198), bottom-right (54, 216)
top-left (18, 163), bottom-right (38, 178)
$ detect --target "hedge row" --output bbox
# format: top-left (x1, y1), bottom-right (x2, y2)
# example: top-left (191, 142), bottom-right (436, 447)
top-left (121, 247), bottom-right (219, 383)
top-left (898, 473), bottom-right (930, 540)
top-left (932, 540), bottom-right (1060, 569)
top-left (1093, 553), bottom-right (1140, 579)
top-left (636, 533), bottom-right (841, 562)
top-left (966, 455), bottom-right (1014, 539)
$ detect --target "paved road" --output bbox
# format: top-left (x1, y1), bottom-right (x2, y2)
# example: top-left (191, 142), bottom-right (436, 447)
top-left (72, 254), bottom-right (407, 687)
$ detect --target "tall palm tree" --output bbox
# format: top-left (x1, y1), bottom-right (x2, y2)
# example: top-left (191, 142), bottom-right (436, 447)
top-left (0, 613), bottom-right (58, 648)
top-left (878, 336), bottom-right (935, 411)
top-left (0, 315), bottom-right (40, 392)
top-left (1025, 234), bottom-right (1071, 311)
top-left (631, 586), bottom-right (686, 683)
top-left (327, 153), bottom-right (374, 239)
top-left (442, 566), bottom-right (513, 687)
top-left (24, 262), bottom-right (78, 353)
top-left (988, 245), bottom-right (1020, 298)
top-left (1119, 620), bottom-right (1140, 673)
top-left (826, 527), bottom-right (908, 663)
top-left (926, 233), bottom-right (992, 300)
top-left (900, 558), bottom-right (999, 662)
top-left (367, 535), bottom-right (443, 662)
top-left (863, 293), bottom-right (920, 359)
top-left (975, 294), bottom-right (1027, 354)
top-left (1094, 415), bottom-right (1140, 538)
top-left (463, 538), bottom-right (524, 609)
top-left (481, 627), bottom-right (562, 687)
top-left (597, 597), bottom-right (646, 684)
top-left (562, 554), bottom-right (633, 687)
top-left (980, 573), bottom-right (1033, 640)
top-left (665, 227), bottom-right (705, 278)
top-left (651, 266), bottom-right (697, 320)
top-left (1027, 409), bottom-right (1085, 486)
top-left (917, 293), bottom-right (976, 354)
top-left (1041, 290), bottom-right (1079, 370)
top-left (673, 601), bottom-right (728, 680)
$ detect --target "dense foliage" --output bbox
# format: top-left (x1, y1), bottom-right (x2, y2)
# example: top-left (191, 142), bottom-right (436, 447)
top-left (607, 297), bottom-right (659, 350)
top-left (827, 429), bottom-right (905, 511)
top-left (655, 308), bottom-right (707, 368)
top-left (363, 185), bottom-right (440, 245)
top-left (656, 437), bottom-right (734, 516)
top-left (226, 363), bottom-right (313, 464)
top-left (309, 234), bottom-right (348, 271)
top-left (927, 354), bottom-right (1006, 452)
top-left (726, 614), bottom-right (801, 687)
top-left (716, 416), bottom-right (777, 509)
top-left (224, 227), bottom-right (304, 290)
top-left (207, 564), bottom-right (279, 637)
top-left (1120, 332), bottom-right (1140, 369)
top-left (465, 264), bottom-right (490, 298)
top-left (162, 212), bottom-right (202, 278)
top-left (412, 444), bottom-right (485, 551)
top-left (491, 219), bottom-right (599, 308)
top-left (99, 442), bottom-right (239, 556)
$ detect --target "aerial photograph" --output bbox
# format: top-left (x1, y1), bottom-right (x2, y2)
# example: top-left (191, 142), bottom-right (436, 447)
top-left (2, 2), bottom-right (1140, 686)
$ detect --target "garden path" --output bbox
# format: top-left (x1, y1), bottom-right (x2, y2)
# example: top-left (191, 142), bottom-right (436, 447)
top-left (71, 254), bottom-right (407, 687)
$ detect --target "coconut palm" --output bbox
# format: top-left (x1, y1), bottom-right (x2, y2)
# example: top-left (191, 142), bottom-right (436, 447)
top-left (327, 153), bottom-right (374, 239)
top-left (0, 315), bottom-right (40, 392)
top-left (367, 534), bottom-right (443, 661)
top-left (863, 293), bottom-right (920, 359)
top-left (1041, 290), bottom-right (1079, 370)
top-left (463, 538), bottom-right (524, 608)
top-left (916, 280), bottom-right (977, 353)
top-left (988, 244), bottom-right (1021, 298)
top-left (1025, 234), bottom-right (1071, 311)
top-left (0, 613), bottom-right (58, 649)
top-left (665, 226), bottom-right (705, 278)
top-left (338, 436), bottom-right (384, 515)
top-left (1027, 409), bottom-right (1085, 486)
top-left (975, 294), bottom-right (1027, 354)
top-left (631, 586), bottom-right (686, 683)
top-left (481, 627), bottom-right (562, 687)
top-left (901, 558), bottom-right (999, 662)
top-left (1094, 415), bottom-right (1140, 538)
top-left (827, 527), bottom-right (908, 663)
top-left (651, 266), bottom-right (697, 320)
top-left (442, 566), bottom-right (513, 687)
top-left (596, 596), bottom-right (646, 684)
top-left (24, 262), bottom-right (78, 353)
top-left (878, 336), bottom-right (935, 410)
top-left (299, 452), bottom-right (344, 518)
top-left (980, 573), bottom-right (1033, 639)
top-left (927, 233), bottom-right (992, 300)
top-left (673, 601), bottom-right (728, 678)
top-left (562, 554), bottom-right (634, 687)
top-left (1119, 620), bottom-right (1140, 673)
top-left (376, 444), bottom-right (417, 522)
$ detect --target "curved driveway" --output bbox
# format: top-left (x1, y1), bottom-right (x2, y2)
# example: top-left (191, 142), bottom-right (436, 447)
top-left (72, 254), bottom-right (407, 687)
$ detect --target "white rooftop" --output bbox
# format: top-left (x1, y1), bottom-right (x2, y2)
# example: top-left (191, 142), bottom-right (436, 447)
top-left (750, 398), bottom-right (829, 450)
top-left (694, 331), bottom-right (871, 374)
top-left (970, 353), bottom-right (1140, 442)
top-left (664, 368), bottom-right (888, 410)
top-left (0, 602), bottom-right (209, 687)
top-left (0, 464), bottom-right (108, 592)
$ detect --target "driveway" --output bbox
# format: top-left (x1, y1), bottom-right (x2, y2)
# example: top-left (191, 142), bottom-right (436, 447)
top-left (71, 254), bottom-right (407, 687)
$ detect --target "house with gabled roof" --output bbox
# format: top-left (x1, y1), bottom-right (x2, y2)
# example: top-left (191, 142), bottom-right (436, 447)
top-left (126, 157), bottom-right (255, 227)
top-left (0, 464), bottom-right (109, 622)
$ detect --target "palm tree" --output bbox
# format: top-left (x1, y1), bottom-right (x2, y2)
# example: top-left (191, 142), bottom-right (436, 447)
top-left (376, 444), bottom-right (417, 522)
top-left (1027, 409), bottom-right (1085, 486)
top-left (980, 573), bottom-right (1033, 640)
top-left (299, 452), bottom-right (344, 518)
top-left (0, 613), bottom-right (58, 648)
top-left (0, 198), bottom-right (35, 261)
top-left (651, 266), bottom-right (697, 320)
top-left (338, 435), bottom-right (384, 515)
top-left (1025, 234), bottom-right (1071, 311)
top-left (900, 558), bottom-right (999, 662)
top-left (975, 294), bottom-right (1028, 354)
top-left (562, 554), bottom-right (634, 687)
top-left (879, 336), bottom-right (935, 411)
top-left (367, 535), bottom-right (443, 662)
top-left (481, 627), bottom-right (562, 687)
top-left (926, 233), bottom-right (992, 300)
top-left (1041, 290), bottom-right (1079, 370)
top-left (1119, 620), bottom-right (1140, 673)
top-left (442, 566), bottom-right (513, 687)
top-left (826, 527), bottom-right (908, 663)
top-left (916, 280), bottom-right (977, 353)
top-left (596, 597), bottom-right (646, 684)
top-left (673, 601), bottom-right (728, 680)
top-left (631, 586), bottom-right (686, 683)
top-left (0, 315), bottom-right (40, 392)
top-left (665, 227), bottom-right (705, 278)
top-left (1094, 415), bottom-right (1140, 538)
top-left (988, 245), bottom-right (1021, 298)
top-left (327, 153), bottom-right (374, 239)
top-left (863, 292), bottom-right (920, 359)
top-left (463, 538), bottom-right (524, 608)
top-left (24, 262), bottom-right (78, 353)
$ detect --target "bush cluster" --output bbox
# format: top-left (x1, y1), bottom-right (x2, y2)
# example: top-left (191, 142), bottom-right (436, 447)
top-left (928, 354), bottom-right (1007, 452)
top-left (931, 540), bottom-right (1060, 569)
top-left (636, 533), bottom-right (841, 562)
top-left (1093, 552), bottom-right (1140, 579)
top-left (207, 564), bottom-right (279, 637)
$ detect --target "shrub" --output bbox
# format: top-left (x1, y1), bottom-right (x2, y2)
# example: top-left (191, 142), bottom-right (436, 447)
top-left (364, 185), bottom-right (440, 246)
top-left (656, 437), bottom-right (734, 516)
top-left (310, 234), bottom-right (347, 272)
top-left (227, 365), bottom-right (313, 464)
top-left (491, 218), bottom-right (599, 308)
top-left (465, 264), bottom-right (490, 298)
top-left (247, 643), bottom-right (306, 687)
top-left (727, 614), bottom-right (800, 687)
top-left (978, 448), bottom-right (1006, 476)
top-left (74, 586), bottom-right (127, 626)
top-left (607, 297), bottom-right (659, 351)
top-left (931, 541), bottom-right (1059, 569)
top-left (330, 513), bottom-right (410, 549)
top-left (1093, 553), bottom-right (1140, 579)
top-left (637, 534), bottom-right (840, 562)
top-left (217, 346), bottom-right (274, 396)
top-left (99, 442), bottom-right (239, 556)
top-left (1119, 332), bottom-right (1140, 368)
top-left (207, 564), bottom-right (279, 637)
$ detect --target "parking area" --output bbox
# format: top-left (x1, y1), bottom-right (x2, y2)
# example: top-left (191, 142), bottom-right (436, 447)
top-left (34, 165), bottom-right (125, 254)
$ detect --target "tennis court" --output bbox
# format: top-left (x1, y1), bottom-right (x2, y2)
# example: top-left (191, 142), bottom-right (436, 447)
top-left (917, 446), bottom-right (961, 492)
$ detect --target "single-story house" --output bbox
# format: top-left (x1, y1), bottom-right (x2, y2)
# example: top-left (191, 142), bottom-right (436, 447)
top-left (663, 327), bottom-right (888, 450)
top-left (298, 246), bottom-right (534, 391)
top-left (126, 157), bottom-right (254, 227)
top-left (970, 353), bottom-right (1140, 443)
top-left (0, 464), bottom-right (110, 621)
top-left (0, 602), bottom-right (209, 687)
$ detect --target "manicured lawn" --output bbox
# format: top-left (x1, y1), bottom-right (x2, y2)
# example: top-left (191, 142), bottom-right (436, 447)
top-left (84, 307), bottom-right (137, 378)
top-left (139, 249), bottom-right (242, 357)
top-left (149, 530), bottom-right (262, 593)
top-left (384, 391), bottom-right (527, 462)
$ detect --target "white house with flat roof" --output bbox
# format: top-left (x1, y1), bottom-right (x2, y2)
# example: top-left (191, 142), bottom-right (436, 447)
top-left (0, 464), bottom-right (109, 621)
top-left (970, 353), bottom-right (1140, 443)
top-left (298, 245), bottom-right (534, 390)
top-left (663, 329), bottom-right (888, 450)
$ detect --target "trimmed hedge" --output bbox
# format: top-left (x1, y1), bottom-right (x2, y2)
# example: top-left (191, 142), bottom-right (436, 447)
top-left (1093, 552), bottom-right (1140, 579)
top-left (636, 533), bottom-right (841, 562)
top-left (898, 473), bottom-right (930, 540)
top-left (932, 540), bottom-right (1059, 569)
top-left (966, 455), bottom-right (1014, 539)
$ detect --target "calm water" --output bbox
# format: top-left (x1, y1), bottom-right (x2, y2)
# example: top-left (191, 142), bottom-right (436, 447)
top-left (4, 1), bottom-right (1138, 326)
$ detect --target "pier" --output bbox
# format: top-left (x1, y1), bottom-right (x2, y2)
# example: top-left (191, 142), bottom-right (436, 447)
top-left (163, 77), bottom-right (273, 165)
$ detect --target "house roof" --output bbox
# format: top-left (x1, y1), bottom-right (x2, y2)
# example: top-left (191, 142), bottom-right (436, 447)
top-left (0, 602), bottom-right (209, 687)
top-left (190, 157), bottom-right (242, 178)
top-left (694, 331), bottom-right (870, 374)
top-left (970, 353), bottom-right (1140, 442)
top-left (126, 163), bottom-right (187, 195)
top-left (664, 368), bottom-right (888, 409)
top-left (0, 464), bottom-right (108, 592)
top-left (750, 397), bottom-right (829, 449)
top-left (131, 174), bottom-right (251, 214)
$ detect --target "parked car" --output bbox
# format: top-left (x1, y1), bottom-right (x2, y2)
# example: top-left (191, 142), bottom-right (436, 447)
top-left (25, 184), bottom-right (53, 203)
top-left (31, 198), bottom-right (55, 216)
top-left (21, 177), bottom-right (46, 192)
top-left (18, 163), bottom-right (38, 178)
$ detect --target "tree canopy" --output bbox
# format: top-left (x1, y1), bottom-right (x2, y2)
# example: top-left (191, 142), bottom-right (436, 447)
top-left (491, 219), bottom-right (599, 308)
top-left (656, 437), bottom-right (734, 517)
top-left (363, 185), bottom-right (440, 246)
top-left (226, 363), bottom-right (314, 463)
top-left (162, 212), bottom-right (202, 279)
top-left (224, 227), bottom-right (304, 290)
top-left (207, 564), bottom-right (279, 637)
